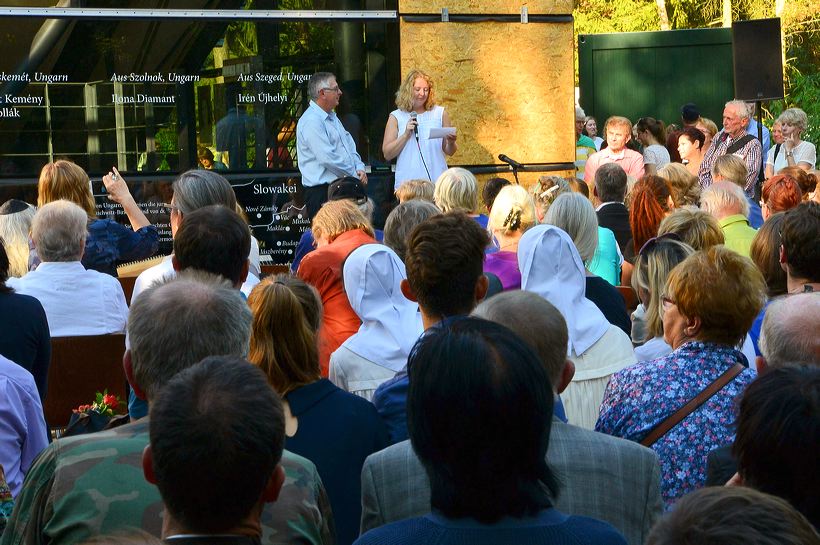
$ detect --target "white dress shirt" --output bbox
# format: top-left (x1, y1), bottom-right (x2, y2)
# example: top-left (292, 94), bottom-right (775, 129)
top-left (7, 262), bottom-right (128, 337)
top-left (296, 101), bottom-right (364, 187)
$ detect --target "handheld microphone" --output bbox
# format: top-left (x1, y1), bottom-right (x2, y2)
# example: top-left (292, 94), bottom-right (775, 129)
top-left (498, 154), bottom-right (524, 170)
top-left (410, 112), bottom-right (419, 140)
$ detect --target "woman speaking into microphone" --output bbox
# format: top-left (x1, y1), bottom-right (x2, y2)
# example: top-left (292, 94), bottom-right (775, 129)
top-left (382, 69), bottom-right (457, 189)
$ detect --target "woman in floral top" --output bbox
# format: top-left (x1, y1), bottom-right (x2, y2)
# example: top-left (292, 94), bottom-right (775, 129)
top-left (596, 245), bottom-right (766, 508)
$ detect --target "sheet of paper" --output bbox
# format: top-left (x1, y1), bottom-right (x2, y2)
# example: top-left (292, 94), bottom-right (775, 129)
top-left (428, 127), bottom-right (456, 139)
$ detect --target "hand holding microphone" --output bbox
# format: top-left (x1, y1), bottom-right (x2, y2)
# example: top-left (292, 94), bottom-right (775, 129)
top-left (409, 112), bottom-right (419, 140)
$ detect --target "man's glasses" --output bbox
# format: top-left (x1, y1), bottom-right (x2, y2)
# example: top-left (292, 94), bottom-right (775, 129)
top-left (322, 86), bottom-right (341, 94)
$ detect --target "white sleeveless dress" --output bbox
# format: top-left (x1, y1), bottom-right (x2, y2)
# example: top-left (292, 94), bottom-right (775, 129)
top-left (392, 106), bottom-right (449, 189)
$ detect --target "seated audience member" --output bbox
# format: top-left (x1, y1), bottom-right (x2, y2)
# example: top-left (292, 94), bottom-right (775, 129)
top-left (627, 175), bottom-right (674, 262)
top-left (248, 275), bottom-right (387, 545)
top-left (765, 107), bottom-right (816, 178)
top-left (657, 208), bottom-right (724, 251)
top-left (630, 236), bottom-right (695, 360)
top-left (758, 293), bottom-right (820, 369)
top-left (0, 200), bottom-right (35, 278)
top-left (545, 193), bottom-right (628, 328)
top-left (362, 291), bottom-right (663, 545)
top-left (780, 201), bottom-right (819, 294)
top-left (373, 212), bottom-right (489, 444)
top-left (596, 246), bottom-right (765, 508)
top-left (395, 179), bottom-right (435, 203)
top-left (0, 353), bottom-right (48, 499)
top-left (34, 160), bottom-right (158, 277)
top-left (747, 213), bottom-right (788, 352)
top-left (531, 175), bottom-right (570, 223)
top-left (382, 200), bottom-right (440, 262)
top-left (696, 117), bottom-right (718, 151)
top-left (584, 116), bottom-right (645, 185)
top-left (144, 356), bottom-right (286, 542)
top-left (0, 242), bottom-right (49, 401)
top-left (636, 117), bottom-right (670, 175)
top-left (356, 318), bottom-right (628, 545)
top-left (1, 273), bottom-right (333, 545)
top-left (700, 181), bottom-right (757, 257)
top-left (519, 225), bottom-right (635, 429)
top-left (711, 154), bottom-right (763, 227)
top-left (730, 366), bottom-right (820, 528)
top-left (575, 106), bottom-right (598, 180)
top-left (779, 165), bottom-right (817, 200)
top-left (593, 163), bottom-right (632, 253)
top-left (646, 487), bottom-right (819, 545)
top-left (485, 184), bottom-right (536, 290)
top-left (433, 168), bottom-right (488, 228)
top-left (297, 199), bottom-right (377, 376)
top-left (675, 126), bottom-right (706, 179)
top-left (8, 201), bottom-right (128, 337)
top-left (480, 176), bottom-right (511, 213)
top-left (292, 177), bottom-right (383, 272)
top-left (761, 174), bottom-right (802, 220)
top-left (330, 245), bottom-right (423, 401)
top-left (706, 292), bottom-right (820, 486)
top-left (658, 162), bottom-right (700, 207)
top-left (132, 169), bottom-right (259, 301)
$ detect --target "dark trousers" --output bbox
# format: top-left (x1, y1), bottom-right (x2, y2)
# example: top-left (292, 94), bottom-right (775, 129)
top-left (304, 183), bottom-right (330, 220)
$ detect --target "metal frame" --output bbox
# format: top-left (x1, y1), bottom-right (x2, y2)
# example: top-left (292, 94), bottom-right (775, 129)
top-left (0, 7), bottom-right (397, 21)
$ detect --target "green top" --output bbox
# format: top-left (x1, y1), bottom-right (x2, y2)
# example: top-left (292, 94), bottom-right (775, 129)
top-left (719, 214), bottom-right (757, 258)
top-left (0, 419), bottom-right (334, 545)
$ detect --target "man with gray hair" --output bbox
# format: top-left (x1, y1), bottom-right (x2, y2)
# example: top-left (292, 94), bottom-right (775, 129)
top-left (7, 200), bottom-right (127, 337)
top-left (361, 290), bottom-right (662, 545)
top-left (383, 199), bottom-right (440, 262)
top-left (698, 99), bottom-right (763, 194)
top-left (593, 163), bottom-right (632, 252)
top-left (297, 72), bottom-right (367, 219)
top-left (757, 293), bottom-right (820, 370)
top-left (700, 181), bottom-right (756, 257)
top-left (0, 272), bottom-right (335, 545)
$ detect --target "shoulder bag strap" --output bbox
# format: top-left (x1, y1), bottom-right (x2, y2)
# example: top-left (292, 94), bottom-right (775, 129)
top-left (640, 363), bottom-right (744, 447)
top-left (725, 134), bottom-right (755, 155)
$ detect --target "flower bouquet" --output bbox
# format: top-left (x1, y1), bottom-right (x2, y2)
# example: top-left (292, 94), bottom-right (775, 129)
top-left (64, 390), bottom-right (127, 437)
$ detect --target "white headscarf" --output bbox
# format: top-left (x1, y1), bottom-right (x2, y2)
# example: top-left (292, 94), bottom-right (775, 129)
top-left (341, 244), bottom-right (423, 372)
top-left (518, 225), bottom-right (610, 356)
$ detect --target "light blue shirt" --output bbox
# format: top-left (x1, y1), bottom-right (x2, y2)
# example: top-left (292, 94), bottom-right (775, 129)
top-left (296, 100), bottom-right (365, 188)
top-left (747, 118), bottom-right (771, 162)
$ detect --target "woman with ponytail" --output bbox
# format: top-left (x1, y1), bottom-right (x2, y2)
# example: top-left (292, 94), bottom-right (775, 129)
top-left (637, 117), bottom-right (670, 175)
top-left (628, 175), bottom-right (674, 262)
top-left (485, 184), bottom-right (536, 290)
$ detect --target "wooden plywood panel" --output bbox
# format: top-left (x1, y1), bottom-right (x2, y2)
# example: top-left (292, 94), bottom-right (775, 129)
top-left (400, 0), bottom-right (574, 15)
top-left (400, 20), bottom-right (575, 168)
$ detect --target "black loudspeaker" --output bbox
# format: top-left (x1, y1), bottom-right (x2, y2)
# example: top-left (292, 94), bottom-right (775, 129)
top-left (732, 18), bottom-right (785, 101)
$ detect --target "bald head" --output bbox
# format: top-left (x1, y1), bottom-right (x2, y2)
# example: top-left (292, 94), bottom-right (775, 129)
top-left (759, 293), bottom-right (820, 369)
top-left (472, 290), bottom-right (569, 387)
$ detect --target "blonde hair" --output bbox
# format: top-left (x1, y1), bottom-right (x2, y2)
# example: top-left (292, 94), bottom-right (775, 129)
top-left (604, 115), bottom-right (633, 133)
top-left (312, 199), bottom-right (374, 243)
top-left (658, 208), bottom-right (724, 251)
top-left (247, 275), bottom-right (322, 396)
top-left (37, 160), bottom-right (96, 217)
top-left (488, 184), bottom-right (536, 236)
top-left (394, 69), bottom-right (435, 112)
top-left (531, 176), bottom-right (571, 219)
top-left (712, 154), bottom-right (748, 188)
top-left (658, 163), bottom-right (700, 207)
top-left (0, 202), bottom-right (36, 277)
top-left (434, 167), bottom-right (479, 213)
top-left (699, 117), bottom-right (718, 138)
top-left (631, 238), bottom-right (695, 340)
top-left (395, 179), bottom-right (435, 203)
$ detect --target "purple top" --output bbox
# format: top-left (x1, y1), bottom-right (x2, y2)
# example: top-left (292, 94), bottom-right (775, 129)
top-left (0, 354), bottom-right (48, 497)
top-left (483, 251), bottom-right (520, 291)
top-left (595, 341), bottom-right (755, 509)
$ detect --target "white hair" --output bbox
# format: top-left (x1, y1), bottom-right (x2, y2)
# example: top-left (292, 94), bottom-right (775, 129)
top-left (759, 293), bottom-right (820, 368)
top-left (31, 200), bottom-right (87, 262)
top-left (725, 100), bottom-right (750, 120)
top-left (700, 181), bottom-right (750, 220)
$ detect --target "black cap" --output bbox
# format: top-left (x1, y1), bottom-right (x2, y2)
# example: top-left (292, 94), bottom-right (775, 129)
top-left (328, 176), bottom-right (367, 205)
top-left (0, 199), bottom-right (30, 215)
top-left (681, 103), bottom-right (700, 123)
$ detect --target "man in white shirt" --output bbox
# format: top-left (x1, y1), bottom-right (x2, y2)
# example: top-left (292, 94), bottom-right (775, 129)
top-left (8, 200), bottom-right (128, 337)
top-left (296, 72), bottom-right (367, 219)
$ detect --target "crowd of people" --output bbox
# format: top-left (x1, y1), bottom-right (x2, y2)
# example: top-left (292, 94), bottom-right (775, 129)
top-left (0, 70), bottom-right (819, 544)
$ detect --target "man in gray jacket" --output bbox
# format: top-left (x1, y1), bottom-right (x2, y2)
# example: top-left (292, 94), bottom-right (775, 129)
top-left (360, 290), bottom-right (662, 545)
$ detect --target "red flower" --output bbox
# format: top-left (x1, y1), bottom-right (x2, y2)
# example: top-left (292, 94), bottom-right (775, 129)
top-left (103, 394), bottom-right (119, 409)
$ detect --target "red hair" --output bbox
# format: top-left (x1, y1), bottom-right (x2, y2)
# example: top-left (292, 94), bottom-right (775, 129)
top-left (762, 175), bottom-right (802, 213)
top-left (629, 175), bottom-right (672, 255)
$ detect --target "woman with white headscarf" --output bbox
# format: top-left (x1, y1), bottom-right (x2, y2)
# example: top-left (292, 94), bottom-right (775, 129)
top-left (329, 244), bottom-right (424, 401)
top-left (518, 225), bottom-right (636, 429)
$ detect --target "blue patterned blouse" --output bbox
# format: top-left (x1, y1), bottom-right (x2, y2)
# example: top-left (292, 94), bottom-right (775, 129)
top-left (30, 219), bottom-right (158, 277)
top-left (595, 341), bottom-right (755, 509)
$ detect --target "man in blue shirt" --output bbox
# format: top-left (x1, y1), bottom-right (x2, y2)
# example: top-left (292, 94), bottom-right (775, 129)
top-left (296, 72), bottom-right (367, 219)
